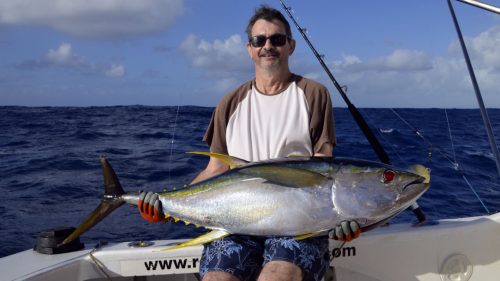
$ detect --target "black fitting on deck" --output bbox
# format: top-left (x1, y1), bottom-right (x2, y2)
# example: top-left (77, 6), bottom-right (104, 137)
top-left (34, 227), bottom-right (84, 255)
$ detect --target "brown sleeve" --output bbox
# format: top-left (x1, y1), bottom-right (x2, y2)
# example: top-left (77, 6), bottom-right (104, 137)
top-left (311, 89), bottom-right (336, 154)
top-left (296, 75), bottom-right (336, 153)
top-left (202, 81), bottom-right (253, 154)
top-left (203, 101), bottom-right (228, 154)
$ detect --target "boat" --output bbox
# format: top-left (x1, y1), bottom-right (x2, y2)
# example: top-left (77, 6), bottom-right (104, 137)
top-left (0, 211), bottom-right (497, 281)
top-left (0, 238), bottom-right (203, 281)
top-left (1, 208), bottom-right (499, 281)
top-left (1, 1), bottom-right (500, 281)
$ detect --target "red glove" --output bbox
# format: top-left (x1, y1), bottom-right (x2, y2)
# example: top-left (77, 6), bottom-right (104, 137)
top-left (138, 191), bottom-right (168, 222)
top-left (329, 220), bottom-right (361, 242)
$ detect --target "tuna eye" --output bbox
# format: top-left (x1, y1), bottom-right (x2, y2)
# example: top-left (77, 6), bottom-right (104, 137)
top-left (382, 170), bottom-right (395, 183)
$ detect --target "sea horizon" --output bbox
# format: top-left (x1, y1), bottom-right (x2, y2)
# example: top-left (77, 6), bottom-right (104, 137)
top-left (2, 105), bottom-right (500, 110)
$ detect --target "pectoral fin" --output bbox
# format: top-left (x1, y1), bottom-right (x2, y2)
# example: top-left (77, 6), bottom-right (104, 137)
top-left (157, 229), bottom-right (230, 251)
top-left (295, 233), bottom-right (315, 240)
top-left (295, 230), bottom-right (328, 240)
top-left (239, 166), bottom-right (330, 188)
top-left (188, 152), bottom-right (248, 169)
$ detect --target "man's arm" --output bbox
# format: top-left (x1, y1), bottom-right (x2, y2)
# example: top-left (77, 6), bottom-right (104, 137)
top-left (190, 156), bottom-right (230, 184)
top-left (313, 142), bottom-right (333, 157)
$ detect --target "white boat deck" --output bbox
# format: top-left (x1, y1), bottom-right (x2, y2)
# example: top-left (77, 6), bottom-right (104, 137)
top-left (1, 212), bottom-right (499, 281)
top-left (1, 239), bottom-right (202, 281)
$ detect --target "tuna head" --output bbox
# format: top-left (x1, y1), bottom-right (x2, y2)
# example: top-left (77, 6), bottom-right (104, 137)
top-left (330, 160), bottom-right (430, 227)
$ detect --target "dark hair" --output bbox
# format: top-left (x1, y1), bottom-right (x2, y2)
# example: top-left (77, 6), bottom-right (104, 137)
top-left (245, 5), bottom-right (292, 41)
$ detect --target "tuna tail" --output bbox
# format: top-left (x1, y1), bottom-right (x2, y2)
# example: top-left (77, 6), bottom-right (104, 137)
top-left (59, 156), bottom-right (126, 247)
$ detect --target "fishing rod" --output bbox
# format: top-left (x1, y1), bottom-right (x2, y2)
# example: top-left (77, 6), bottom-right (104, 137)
top-left (278, 0), bottom-right (391, 165)
top-left (278, 0), bottom-right (427, 223)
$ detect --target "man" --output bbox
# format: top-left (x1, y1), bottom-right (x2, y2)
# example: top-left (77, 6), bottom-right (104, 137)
top-left (139, 5), bottom-right (359, 281)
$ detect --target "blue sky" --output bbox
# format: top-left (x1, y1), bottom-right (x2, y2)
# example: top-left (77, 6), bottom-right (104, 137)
top-left (1, 0), bottom-right (499, 108)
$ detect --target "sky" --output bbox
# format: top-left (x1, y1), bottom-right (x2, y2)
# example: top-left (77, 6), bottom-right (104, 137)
top-left (1, 0), bottom-right (499, 108)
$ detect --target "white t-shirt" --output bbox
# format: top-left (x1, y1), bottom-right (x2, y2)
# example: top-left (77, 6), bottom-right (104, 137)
top-left (204, 74), bottom-right (335, 162)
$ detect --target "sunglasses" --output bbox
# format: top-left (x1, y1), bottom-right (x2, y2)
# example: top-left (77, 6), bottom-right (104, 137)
top-left (249, 34), bottom-right (289, 48)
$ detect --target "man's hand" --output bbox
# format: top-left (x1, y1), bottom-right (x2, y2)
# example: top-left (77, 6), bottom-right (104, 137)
top-left (138, 191), bottom-right (168, 222)
top-left (329, 220), bottom-right (361, 242)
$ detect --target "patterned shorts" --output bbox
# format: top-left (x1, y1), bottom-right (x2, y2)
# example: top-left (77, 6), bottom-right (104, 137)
top-left (199, 235), bottom-right (329, 281)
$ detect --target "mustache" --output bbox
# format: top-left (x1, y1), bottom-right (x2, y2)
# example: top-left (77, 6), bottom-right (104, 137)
top-left (259, 49), bottom-right (279, 57)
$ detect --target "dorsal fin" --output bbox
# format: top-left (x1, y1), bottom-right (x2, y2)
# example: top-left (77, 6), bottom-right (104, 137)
top-left (188, 151), bottom-right (248, 169)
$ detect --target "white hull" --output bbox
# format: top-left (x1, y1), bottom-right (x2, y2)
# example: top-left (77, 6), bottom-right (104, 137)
top-left (331, 212), bottom-right (500, 281)
top-left (1, 212), bottom-right (499, 281)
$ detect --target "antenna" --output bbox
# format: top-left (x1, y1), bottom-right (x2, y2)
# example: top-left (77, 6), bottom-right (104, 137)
top-left (457, 0), bottom-right (500, 14)
top-left (450, 0), bottom-right (500, 175)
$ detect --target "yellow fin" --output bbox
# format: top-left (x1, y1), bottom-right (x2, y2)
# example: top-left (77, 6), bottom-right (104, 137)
top-left (188, 151), bottom-right (248, 169)
top-left (294, 231), bottom-right (325, 240)
top-left (156, 229), bottom-right (230, 251)
top-left (295, 233), bottom-right (315, 240)
top-left (239, 165), bottom-right (330, 188)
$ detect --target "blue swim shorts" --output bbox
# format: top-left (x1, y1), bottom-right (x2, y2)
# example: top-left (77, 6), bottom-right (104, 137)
top-left (199, 235), bottom-right (329, 281)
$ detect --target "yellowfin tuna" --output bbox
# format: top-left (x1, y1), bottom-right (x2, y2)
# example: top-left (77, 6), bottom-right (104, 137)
top-left (61, 153), bottom-right (430, 249)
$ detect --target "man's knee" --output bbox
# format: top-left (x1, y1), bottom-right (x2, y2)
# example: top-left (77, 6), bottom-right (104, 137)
top-left (202, 271), bottom-right (241, 281)
top-left (258, 260), bottom-right (303, 281)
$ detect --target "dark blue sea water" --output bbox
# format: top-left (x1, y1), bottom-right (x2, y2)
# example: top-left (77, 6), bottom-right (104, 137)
top-left (1, 106), bottom-right (499, 258)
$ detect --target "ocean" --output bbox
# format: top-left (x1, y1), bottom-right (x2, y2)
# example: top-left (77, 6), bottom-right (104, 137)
top-left (1, 106), bottom-right (499, 258)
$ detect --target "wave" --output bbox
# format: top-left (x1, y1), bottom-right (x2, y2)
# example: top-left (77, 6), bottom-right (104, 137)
top-left (379, 128), bottom-right (394, 134)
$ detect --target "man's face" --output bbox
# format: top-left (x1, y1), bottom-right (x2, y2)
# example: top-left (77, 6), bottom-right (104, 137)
top-left (247, 19), bottom-right (295, 72)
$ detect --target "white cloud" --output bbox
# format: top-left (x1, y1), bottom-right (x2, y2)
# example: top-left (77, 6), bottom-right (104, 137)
top-left (309, 25), bottom-right (500, 108)
top-left (46, 43), bottom-right (72, 64)
top-left (105, 64), bottom-right (125, 77)
top-left (325, 52), bottom-right (472, 107)
top-left (465, 25), bottom-right (500, 70)
top-left (21, 42), bottom-right (125, 78)
top-left (376, 49), bottom-right (432, 71)
top-left (0, 0), bottom-right (184, 39)
top-left (180, 34), bottom-right (253, 91)
top-left (180, 34), bottom-right (250, 71)
top-left (333, 50), bottom-right (432, 73)
top-left (177, 26), bottom-right (500, 107)
top-left (45, 43), bottom-right (88, 68)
